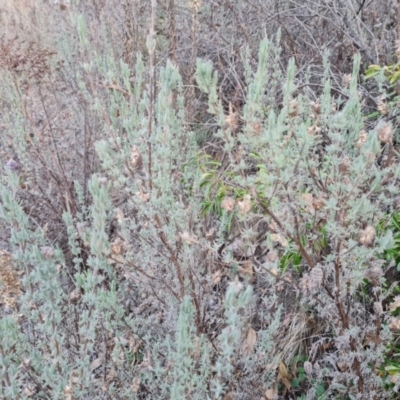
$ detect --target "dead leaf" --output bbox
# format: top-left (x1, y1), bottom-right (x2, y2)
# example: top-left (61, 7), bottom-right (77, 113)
top-left (277, 361), bottom-right (292, 391)
top-left (90, 357), bottom-right (104, 372)
top-left (265, 388), bottom-right (277, 400)
top-left (131, 377), bottom-right (141, 393)
top-left (270, 233), bottom-right (288, 247)
top-left (278, 361), bottom-right (291, 379)
top-left (239, 260), bottom-right (253, 280)
top-left (223, 391), bottom-right (235, 400)
top-left (212, 269), bottom-right (223, 285)
top-left (242, 327), bottom-right (257, 356)
top-left (282, 313), bottom-right (292, 328)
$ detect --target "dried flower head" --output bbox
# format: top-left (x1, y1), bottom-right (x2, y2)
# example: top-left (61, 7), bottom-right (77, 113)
top-left (136, 189), bottom-right (150, 203)
top-left (130, 146), bottom-right (143, 170)
top-left (269, 220), bottom-right (279, 232)
top-left (376, 120), bottom-right (393, 143)
top-left (69, 289), bottom-right (81, 303)
top-left (373, 302), bottom-right (383, 315)
top-left (390, 373), bottom-right (400, 384)
top-left (76, 222), bottom-right (85, 238)
top-left (179, 231), bottom-right (198, 244)
top-left (335, 334), bottom-right (351, 351)
top-left (304, 361), bottom-right (313, 376)
top-left (376, 96), bottom-right (388, 116)
top-left (357, 129), bottom-right (367, 148)
top-left (251, 121), bottom-right (261, 136)
top-left (313, 197), bottom-right (325, 210)
top-left (221, 197), bottom-right (235, 212)
top-left (267, 250), bottom-right (277, 262)
top-left (300, 193), bottom-right (314, 213)
top-left (359, 226), bottom-right (375, 246)
top-left (270, 233), bottom-right (288, 247)
top-left (115, 208), bottom-right (124, 224)
top-left (111, 238), bottom-right (123, 255)
top-left (288, 98), bottom-right (299, 117)
top-left (41, 246), bottom-right (54, 260)
top-left (342, 73), bottom-right (351, 88)
top-left (307, 125), bottom-right (321, 135)
top-left (228, 276), bottom-right (243, 294)
top-left (225, 102), bottom-right (238, 130)
top-left (389, 318), bottom-right (400, 331)
top-left (364, 267), bottom-right (383, 283)
top-left (339, 156), bottom-right (351, 175)
top-left (98, 176), bottom-right (108, 187)
top-left (136, 179), bottom-right (149, 202)
top-left (390, 296), bottom-right (400, 312)
top-left (309, 101), bottom-right (321, 116)
top-left (309, 265), bottom-right (323, 287)
top-left (237, 195), bottom-right (251, 214)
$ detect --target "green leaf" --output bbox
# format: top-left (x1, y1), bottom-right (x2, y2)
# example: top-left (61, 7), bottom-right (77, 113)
top-left (291, 378), bottom-right (300, 388)
top-left (390, 70), bottom-right (400, 84)
top-left (316, 384), bottom-right (325, 396)
top-left (378, 230), bottom-right (396, 251)
top-left (385, 365), bottom-right (400, 373)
